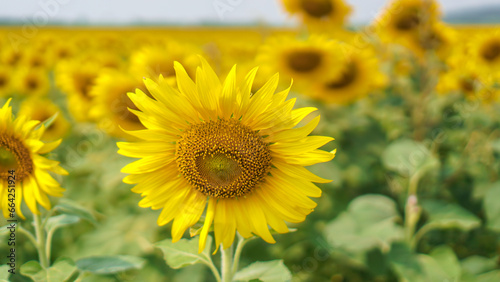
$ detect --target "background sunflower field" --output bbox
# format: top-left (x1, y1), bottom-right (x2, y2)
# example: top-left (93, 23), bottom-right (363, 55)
top-left (1, 0), bottom-right (500, 281)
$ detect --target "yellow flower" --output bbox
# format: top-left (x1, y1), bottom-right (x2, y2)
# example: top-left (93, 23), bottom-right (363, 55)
top-left (376, 0), bottom-right (441, 48)
top-left (468, 32), bottom-right (500, 75)
top-left (18, 98), bottom-right (70, 142)
top-left (90, 69), bottom-right (146, 139)
top-left (55, 60), bottom-right (101, 122)
top-left (310, 44), bottom-right (386, 104)
top-left (282, 0), bottom-right (351, 32)
top-left (118, 58), bottom-right (335, 252)
top-left (0, 66), bottom-right (13, 98)
top-left (256, 35), bottom-right (343, 89)
top-left (13, 68), bottom-right (50, 97)
top-left (0, 99), bottom-right (68, 219)
top-left (129, 42), bottom-right (200, 85)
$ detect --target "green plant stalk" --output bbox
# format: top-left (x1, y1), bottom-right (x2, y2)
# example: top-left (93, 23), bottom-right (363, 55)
top-left (17, 225), bottom-right (37, 247)
top-left (231, 234), bottom-right (248, 275)
top-left (34, 213), bottom-right (49, 268)
top-left (221, 243), bottom-right (234, 282)
top-left (203, 257), bottom-right (221, 282)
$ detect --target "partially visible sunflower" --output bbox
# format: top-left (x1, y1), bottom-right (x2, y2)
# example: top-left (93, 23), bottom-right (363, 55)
top-left (90, 69), bottom-right (146, 139)
top-left (282, 0), bottom-right (351, 32)
top-left (18, 98), bottom-right (70, 142)
top-left (0, 99), bottom-right (68, 219)
top-left (256, 35), bottom-right (343, 90)
top-left (376, 0), bottom-right (440, 48)
top-left (129, 41), bottom-right (200, 86)
top-left (406, 22), bottom-right (456, 59)
top-left (0, 66), bottom-right (13, 98)
top-left (56, 60), bottom-right (101, 122)
top-left (118, 58), bottom-right (335, 252)
top-left (310, 44), bottom-right (386, 104)
top-left (13, 68), bottom-right (50, 97)
top-left (0, 47), bottom-right (24, 68)
top-left (468, 32), bottom-right (500, 76)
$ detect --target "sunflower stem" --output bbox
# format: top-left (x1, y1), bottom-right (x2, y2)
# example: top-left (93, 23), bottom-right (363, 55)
top-left (231, 234), bottom-right (248, 275)
top-left (34, 213), bottom-right (49, 268)
top-left (221, 243), bottom-right (234, 282)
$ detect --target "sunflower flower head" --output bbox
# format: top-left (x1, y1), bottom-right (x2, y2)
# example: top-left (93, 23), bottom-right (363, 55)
top-left (118, 57), bottom-right (335, 253)
top-left (0, 99), bottom-right (68, 219)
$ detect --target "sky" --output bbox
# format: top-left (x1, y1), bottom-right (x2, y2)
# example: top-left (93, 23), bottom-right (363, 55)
top-left (0, 0), bottom-right (499, 25)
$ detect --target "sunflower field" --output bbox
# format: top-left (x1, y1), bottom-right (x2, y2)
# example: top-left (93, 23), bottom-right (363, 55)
top-left (1, 0), bottom-right (500, 281)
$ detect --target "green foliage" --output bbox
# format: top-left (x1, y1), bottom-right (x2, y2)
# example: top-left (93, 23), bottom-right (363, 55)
top-left (233, 260), bottom-right (292, 282)
top-left (75, 255), bottom-right (145, 274)
top-left (20, 258), bottom-right (76, 282)
top-left (155, 236), bottom-right (213, 269)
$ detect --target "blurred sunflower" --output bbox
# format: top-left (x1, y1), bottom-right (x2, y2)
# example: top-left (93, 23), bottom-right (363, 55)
top-left (376, 0), bottom-right (440, 47)
top-left (18, 98), bottom-right (70, 142)
top-left (118, 58), bottom-right (335, 252)
top-left (469, 33), bottom-right (500, 75)
top-left (407, 22), bottom-right (456, 59)
top-left (0, 99), bottom-right (68, 219)
top-left (90, 70), bottom-right (146, 139)
top-left (256, 35), bottom-right (343, 89)
top-left (14, 68), bottom-right (50, 97)
top-left (282, 0), bottom-right (351, 32)
top-left (0, 66), bottom-right (13, 98)
top-left (56, 60), bottom-right (101, 122)
top-left (21, 48), bottom-right (51, 70)
top-left (0, 47), bottom-right (23, 68)
top-left (129, 41), bottom-right (200, 85)
top-left (310, 45), bottom-right (386, 104)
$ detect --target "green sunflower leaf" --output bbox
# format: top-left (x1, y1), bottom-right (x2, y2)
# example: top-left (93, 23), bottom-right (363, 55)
top-left (53, 198), bottom-right (97, 225)
top-left (20, 257), bottom-right (76, 282)
top-left (233, 260), bottom-right (292, 282)
top-left (324, 194), bottom-right (404, 254)
top-left (419, 200), bottom-right (481, 234)
top-left (382, 139), bottom-right (438, 177)
top-left (0, 265), bottom-right (11, 280)
top-left (155, 235), bottom-right (213, 269)
top-left (75, 255), bottom-right (145, 274)
top-left (44, 214), bottom-right (80, 234)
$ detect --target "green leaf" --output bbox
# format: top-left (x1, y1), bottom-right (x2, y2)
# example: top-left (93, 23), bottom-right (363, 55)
top-left (388, 243), bottom-right (456, 282)
top-left (461, 255), bottom-right (498, 276)
top-left (382, 139), bottom-right (437, 177)
top-left (45, 214), bottom-right (80, 234)
top-left (420, 200), bottom-right (481, 232)
top-left (233, 260), bottom-right (292, 282)
top-left (155, 236), bottom-right (212, 269)
top-left (429, 245), bottom-right (461, 280)
top-left (0, 265), bottom-right (11, 279)
top-left (76, 255), bottom-right (145, 274)
top-left (475, 270), bottom-right (500, 282)
top-left (20, 257), bottom-right (77, 282)
top-left (484, 182), bottom-right (500, 231)
top-left (324, 194), bottom-right (404, 253)
top-left (53, 199), bottom-right (97, 225)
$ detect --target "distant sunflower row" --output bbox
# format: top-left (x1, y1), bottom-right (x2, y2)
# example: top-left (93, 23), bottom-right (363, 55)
top-left (0, 0), bottom-right (499, 142)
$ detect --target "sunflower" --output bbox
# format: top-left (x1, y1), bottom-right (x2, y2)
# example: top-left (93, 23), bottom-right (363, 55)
top-left (256, 35), bottom-right (343, 90)
top-left (118, 58), bottom-right (335, 252)
top-left (406, 22), bottom-right (456, 59)
top-left (1, 47), bottom-right (24, 68)
top-left (90, 69), bottom-right (146, 139)
top-left (282, 0), bottom-right (351, 32)
top-left (309, 44), bottom-right (386, 104)
top-left (13, 68), bottom-right (50, 97)
top-left (129, 41), bottom-right (200, 85)
top-left (469, 32), bottom-right (500, 75)
top-left (55, 60), bottom-right (101, 122)
top-left (376, 0), bottom-right (440, 48)
top-left (0, 99), bottom-right (68, 219)
top-left (0, 65), bottom-right (13, 98)
top-left (18, 98), bottom-right (70, 142)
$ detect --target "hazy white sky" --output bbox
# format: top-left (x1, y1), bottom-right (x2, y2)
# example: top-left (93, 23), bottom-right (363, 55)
top-left (0, 0), bottom-right (499, 25)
